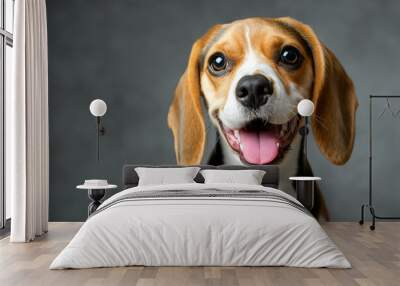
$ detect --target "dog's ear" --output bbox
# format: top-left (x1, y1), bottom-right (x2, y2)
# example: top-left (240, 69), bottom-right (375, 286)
top-left (168, 25), bottom-right (222, 165)
top-left (277, 17), bottom-right (358, 165)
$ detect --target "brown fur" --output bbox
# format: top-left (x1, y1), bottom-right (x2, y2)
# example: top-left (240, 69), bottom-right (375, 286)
top-left (276, 17), bottom-right (358, 164)
top-left (167, 25), bottom-right (223, 164)
top-left (201, 20), bottom-right (314, 111)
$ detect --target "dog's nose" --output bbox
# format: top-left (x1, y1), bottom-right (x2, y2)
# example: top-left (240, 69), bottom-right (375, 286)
top-left (235, 74), bottom-right (273, 109)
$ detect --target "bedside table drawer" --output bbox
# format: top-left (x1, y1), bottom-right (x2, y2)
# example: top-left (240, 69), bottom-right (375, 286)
top-left (295, 181), bottom-right (315, 211)
top-left (289, 177), bottom-right (321, 211)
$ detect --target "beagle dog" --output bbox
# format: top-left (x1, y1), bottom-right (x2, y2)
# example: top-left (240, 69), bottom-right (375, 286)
top-left (168, 17), bottom-right (358, 218)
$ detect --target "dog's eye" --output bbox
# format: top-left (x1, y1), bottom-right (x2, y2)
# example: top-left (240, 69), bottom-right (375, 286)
top-left (279, 46), bottom-right (302, 67)
top-left (208, 52), bottom-right (229, 75)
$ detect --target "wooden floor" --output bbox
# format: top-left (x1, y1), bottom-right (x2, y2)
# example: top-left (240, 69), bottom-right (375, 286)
top-left (0, 222), bottom-right (399, 286)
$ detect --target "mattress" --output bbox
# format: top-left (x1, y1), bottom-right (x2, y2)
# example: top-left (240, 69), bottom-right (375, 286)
top-left (50, 183), bottom-right (350, 269)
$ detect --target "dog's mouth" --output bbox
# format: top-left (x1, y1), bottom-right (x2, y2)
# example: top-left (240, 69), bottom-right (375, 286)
top-left (219, 116), bottom-right (300, 165)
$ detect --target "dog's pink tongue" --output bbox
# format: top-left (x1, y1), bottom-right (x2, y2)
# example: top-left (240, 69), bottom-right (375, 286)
top-left (239, 130), bottom-right (279, 164)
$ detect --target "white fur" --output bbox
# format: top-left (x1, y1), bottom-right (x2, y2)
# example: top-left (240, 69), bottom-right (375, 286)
top-left (219, 25), bottom-right (303, 129)
top-left (217, 25), bottom-right (306, 194)
top-left (202, 24), bottom-right (308, 194)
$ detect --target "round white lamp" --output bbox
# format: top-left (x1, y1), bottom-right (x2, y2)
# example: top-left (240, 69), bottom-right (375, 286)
top-left (90, 99), bottom-right (107, 117)
top-left (89, 99), bottom-right (107, 161)
top-left (297, 99), bottom-right (314, 117)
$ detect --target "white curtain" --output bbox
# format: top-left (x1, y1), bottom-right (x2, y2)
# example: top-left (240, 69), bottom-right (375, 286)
top-left (8, 0), bottom-right (49, 242)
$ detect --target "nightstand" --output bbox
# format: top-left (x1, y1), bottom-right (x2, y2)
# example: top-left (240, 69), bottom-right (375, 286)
top-left (289, 177), bottom-right (321, 211)
top-left (77, 180), bottom-right (117, 217)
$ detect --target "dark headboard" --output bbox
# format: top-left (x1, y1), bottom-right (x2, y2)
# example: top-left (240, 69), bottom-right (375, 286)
top-left (122, 165), bottom-right (279, 189)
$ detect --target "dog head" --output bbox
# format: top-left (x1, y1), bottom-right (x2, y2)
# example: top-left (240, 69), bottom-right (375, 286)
top-left (168, 17), bottom-right (358, 165)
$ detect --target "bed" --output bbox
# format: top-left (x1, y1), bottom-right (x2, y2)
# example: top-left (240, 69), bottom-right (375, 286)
top-left (50, 165), bottom-right (350, 269)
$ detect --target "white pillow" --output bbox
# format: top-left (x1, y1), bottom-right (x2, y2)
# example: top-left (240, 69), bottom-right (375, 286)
top-left (135, 167), bottom-right (200, 186)
top-left (200, 169), bottom-right (266, 185)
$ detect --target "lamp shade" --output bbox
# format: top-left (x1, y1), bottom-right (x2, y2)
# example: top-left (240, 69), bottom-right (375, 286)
top-left (297, 99), bottom-right (314, 117)
top-left (89, 99), bottom-right (107, 117)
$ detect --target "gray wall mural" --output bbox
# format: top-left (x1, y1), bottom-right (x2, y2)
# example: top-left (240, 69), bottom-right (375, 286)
top-left (48, 0), bottom-right (400, 221)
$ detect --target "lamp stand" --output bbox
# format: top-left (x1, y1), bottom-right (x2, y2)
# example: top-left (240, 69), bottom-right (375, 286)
top-left (96, 117), bottom-right (105, 161)
top-left (299, 116), bottom-right (309, 175)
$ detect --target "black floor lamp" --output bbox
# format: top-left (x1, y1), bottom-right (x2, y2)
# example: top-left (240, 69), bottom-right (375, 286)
top-left (359, 95), bottom-right (400, 230)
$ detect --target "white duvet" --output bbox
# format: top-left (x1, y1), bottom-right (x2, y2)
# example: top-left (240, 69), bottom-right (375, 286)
top-left (50, 183), bottom-right (350, 269)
